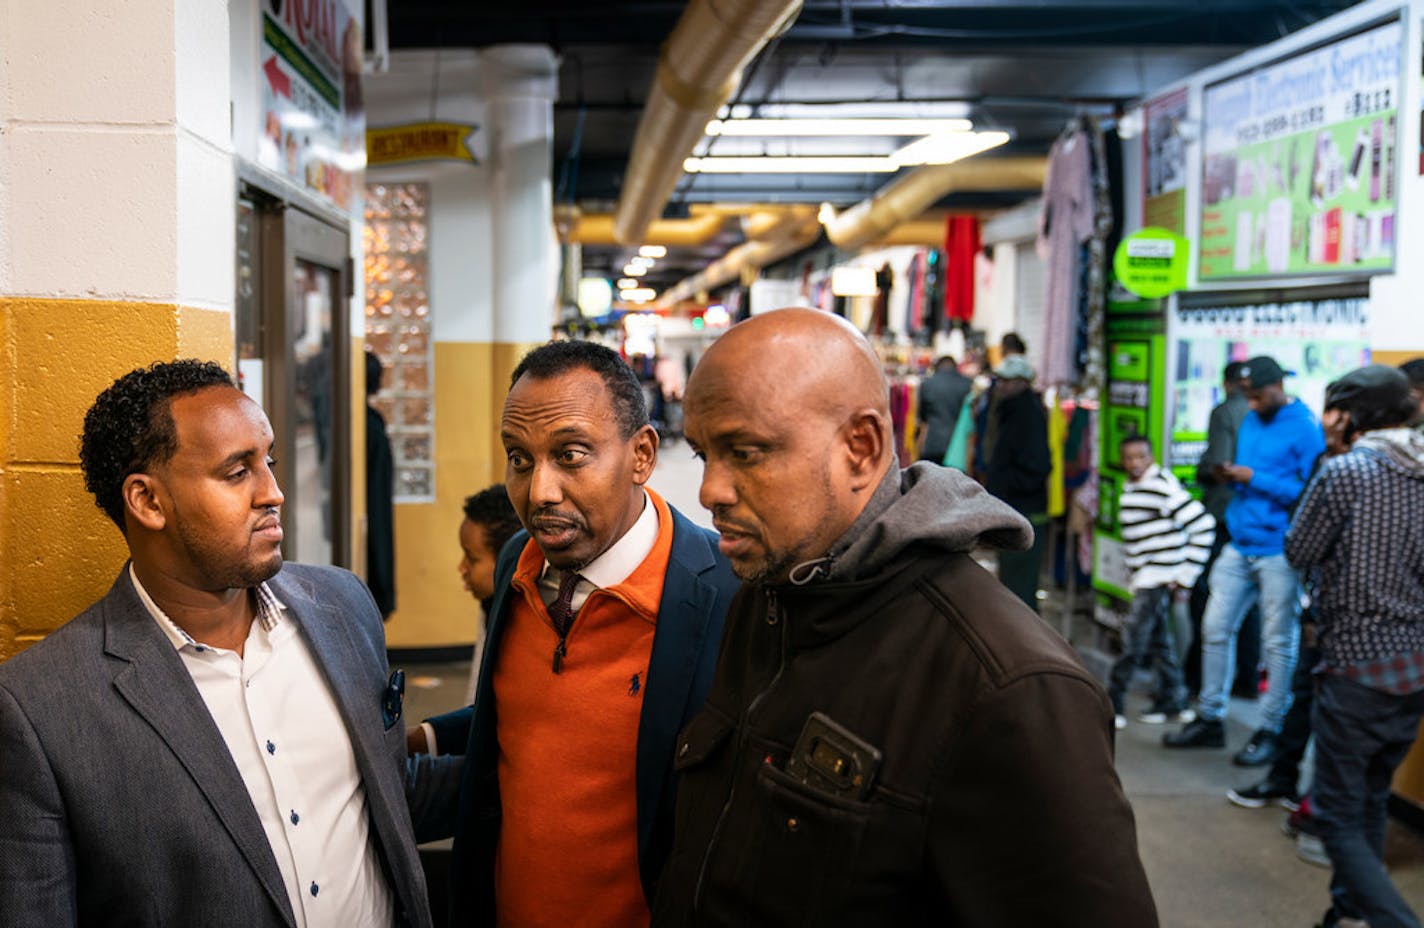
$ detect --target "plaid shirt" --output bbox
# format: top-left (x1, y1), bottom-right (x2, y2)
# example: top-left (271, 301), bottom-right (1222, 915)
top-left (1323, 652), bottom-right (1424, 696)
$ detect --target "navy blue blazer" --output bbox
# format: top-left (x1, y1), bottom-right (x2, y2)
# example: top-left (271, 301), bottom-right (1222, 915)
top-left (427, 504), bottom-right (738, 924)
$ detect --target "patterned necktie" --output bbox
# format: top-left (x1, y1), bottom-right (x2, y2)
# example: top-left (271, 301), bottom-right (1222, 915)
top-left (547, 569), bottom-right (583, 639)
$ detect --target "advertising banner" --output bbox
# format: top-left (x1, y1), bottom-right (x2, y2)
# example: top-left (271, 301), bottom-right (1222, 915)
top-left (258, 0), bottom-right (364, 211)
top-left (1166, 292), bottom-right (1371, 470)
top-left (1199, 20), bottom-right (1402, 280)
top-left (1143, 89), bottom-right (1190, 236)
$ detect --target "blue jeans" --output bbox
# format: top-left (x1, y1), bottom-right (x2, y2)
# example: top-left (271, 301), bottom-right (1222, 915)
top-left (1197, 544), bottom-right (1300, 730)
top-left (1312, 675), bottom-right (1424, 928)
top-left (1108, 586), bottom-right (1186, 713)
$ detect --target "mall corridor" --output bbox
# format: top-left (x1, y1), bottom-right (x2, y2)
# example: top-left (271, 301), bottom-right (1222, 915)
top-left (398, 450), bottom-right (1424, 928)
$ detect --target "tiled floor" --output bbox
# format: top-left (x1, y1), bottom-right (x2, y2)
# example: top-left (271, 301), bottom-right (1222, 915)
top-left (402, 448), bottom-right (1424, 926)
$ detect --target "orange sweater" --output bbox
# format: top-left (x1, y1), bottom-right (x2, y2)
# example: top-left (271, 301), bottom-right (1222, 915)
top-left (493, 491), bottom-right (674, 928)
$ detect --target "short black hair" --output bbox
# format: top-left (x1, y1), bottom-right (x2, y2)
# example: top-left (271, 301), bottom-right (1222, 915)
top-left (1401, 357), bottom-right (1424, 390)
top-left (1119, 433), bottom-right (1152, 453)
top-left (509, 340), bottom-right (648, 439)
top-left (462, 484), bottom-right (523, 555)
top-left (1001, 332), bottom-right (1026, 355)
top-left (80, 359), bottom-right (235, 530)
top-left (365, 350), bottom-right (384, 397)
top-left (934, 356), bottom-right (958, 373)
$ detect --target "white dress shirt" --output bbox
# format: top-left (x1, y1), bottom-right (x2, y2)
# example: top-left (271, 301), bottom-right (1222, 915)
top-left (131, 565), bottom-right (395, 928)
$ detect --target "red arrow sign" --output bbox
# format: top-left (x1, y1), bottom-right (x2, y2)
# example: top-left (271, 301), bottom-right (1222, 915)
top-left (263, 55), bottom-right (291, 99)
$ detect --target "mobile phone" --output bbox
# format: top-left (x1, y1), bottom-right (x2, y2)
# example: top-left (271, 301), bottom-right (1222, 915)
top-left (785, 712), bottom-right (882, 801)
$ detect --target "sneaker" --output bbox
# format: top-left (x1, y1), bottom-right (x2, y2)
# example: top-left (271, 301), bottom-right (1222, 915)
top-left (1233, 729), bottom-right (1279, 767)
top-left (1296, 832), bottom-right (1331, 868)
top-left (1138, 706), bottom-right (1196, 725)
top-left (1226, 780), bottom-right (1299, 809)
top-left (1114, 714), bottom-right (1127, 730)
top-left (1162, 717), bottom-right (1226, 748)
top-left (1282, 803), bottom-right (1319, 839)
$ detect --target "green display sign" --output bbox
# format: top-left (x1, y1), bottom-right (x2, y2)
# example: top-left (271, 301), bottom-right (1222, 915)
top-left (1114, 228), bottom-right (1189, 298)
top-left (1198, 20), bottom-right (1401, 280)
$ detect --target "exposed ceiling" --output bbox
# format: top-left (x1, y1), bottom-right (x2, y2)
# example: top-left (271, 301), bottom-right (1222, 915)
top-left (383, 0), bottom-right (1364, 297)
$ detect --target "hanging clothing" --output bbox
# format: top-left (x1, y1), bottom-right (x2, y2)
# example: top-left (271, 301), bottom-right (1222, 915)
top-left (943, 215), bottom-right (980, 323)
top-left (1037, 129), bottom-right (1095, 386)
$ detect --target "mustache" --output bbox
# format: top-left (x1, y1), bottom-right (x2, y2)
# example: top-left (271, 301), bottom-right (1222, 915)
top-left (710, 507), bottom-right (757, 536)
top-left (253, 508), bottom-right (281, 530)
top-left (529, 508), bottom-right (587, 531)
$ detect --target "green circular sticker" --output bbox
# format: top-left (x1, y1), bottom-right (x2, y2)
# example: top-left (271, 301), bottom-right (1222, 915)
top-left (1114, 227), bottom-right (1189, 299)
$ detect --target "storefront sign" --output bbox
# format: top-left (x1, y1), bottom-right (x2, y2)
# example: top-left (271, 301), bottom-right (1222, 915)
top-left (1166, 292), bottom-right (1370, 469)
top-left (258, 0), bottom-right (364, 211)
top-left (1113, 227), bottom-right (1189, 299)
top-left (1199, 20), bottom-right (1401, 280)
top-left (1143, 89), bottom-right (1189, 235)
top-left (367, 123), bottom-right (481, 166)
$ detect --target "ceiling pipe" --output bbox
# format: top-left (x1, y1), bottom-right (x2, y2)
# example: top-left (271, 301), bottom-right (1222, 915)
top-left (823, 156), bottom-right (1047, 251)
top-left (657, 206), bottom-right (819, 307)
top-left (612, 0), bottom-right (803, 245)
top-left (559, 205), bottom-right (732, 247)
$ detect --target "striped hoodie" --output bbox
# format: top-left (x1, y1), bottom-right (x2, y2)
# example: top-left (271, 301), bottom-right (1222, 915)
top-left (1119, 464), bottom-right (1216, 591)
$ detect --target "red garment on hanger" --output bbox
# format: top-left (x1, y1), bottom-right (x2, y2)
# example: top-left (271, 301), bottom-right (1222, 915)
top-left (943, 215), bottom-right (980, 322)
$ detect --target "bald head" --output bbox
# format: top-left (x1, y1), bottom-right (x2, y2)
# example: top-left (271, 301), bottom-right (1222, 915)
top-left (690, 307), bottom-right (894, 462)
top-left (684, 307), bottom-right (895, 584)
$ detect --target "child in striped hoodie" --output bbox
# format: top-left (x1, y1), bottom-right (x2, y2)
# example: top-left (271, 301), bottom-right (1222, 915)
top-left (1109, 434), bottom-right (1217, 728)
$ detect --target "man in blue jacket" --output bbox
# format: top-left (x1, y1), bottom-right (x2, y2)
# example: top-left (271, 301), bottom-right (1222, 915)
top-left (407, 341), bottom-right (738, 927)
top-left (1165, 356), bottom-right (1324, 767)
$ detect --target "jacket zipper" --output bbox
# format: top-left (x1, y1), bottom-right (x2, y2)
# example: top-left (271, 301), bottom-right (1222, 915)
top-left (692, 587), bottom-right (786, 918)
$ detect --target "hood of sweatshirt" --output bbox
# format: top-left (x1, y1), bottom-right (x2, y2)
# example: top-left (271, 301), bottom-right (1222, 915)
top-left (783, 461), bottom-right (1034, 585)
top-left (1354, 426), bottom-right (1424, 479)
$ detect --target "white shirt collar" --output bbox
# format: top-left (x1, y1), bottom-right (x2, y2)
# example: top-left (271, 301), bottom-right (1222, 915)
top-left (540, 488), bottom-right (658, 591)
top-left (129, 562), bottom-right (286, 651)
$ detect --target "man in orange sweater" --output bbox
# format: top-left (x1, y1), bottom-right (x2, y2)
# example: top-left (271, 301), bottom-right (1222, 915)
top-left (413, 340), bottom-right (739, 927)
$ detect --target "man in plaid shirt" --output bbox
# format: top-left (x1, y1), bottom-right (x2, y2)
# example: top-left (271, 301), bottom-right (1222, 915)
top-left (1285, 364), bottom-right (1424, 928)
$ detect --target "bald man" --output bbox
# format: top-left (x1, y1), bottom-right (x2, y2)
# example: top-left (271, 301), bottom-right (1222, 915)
top-left (652, 308), bottom-right (1157, 926)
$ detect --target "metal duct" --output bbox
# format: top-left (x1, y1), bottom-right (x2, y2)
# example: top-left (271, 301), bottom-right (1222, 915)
top-left (612, 0), bottom-right (803, 245)
top-left (824, 156), bottom-right (1047, 251)
top-left (560, 206), bottom-right (730, 247)
top-left (657, 207), bottom-right (819, 307)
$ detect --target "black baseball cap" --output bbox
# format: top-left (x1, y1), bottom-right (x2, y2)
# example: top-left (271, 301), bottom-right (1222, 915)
top-left (1237, 356), bottom-right (1291, 389)
top-left (1324, 364), bottom-right (1415, 428)
top-left (1224, 360), bottom-right (1249, 382)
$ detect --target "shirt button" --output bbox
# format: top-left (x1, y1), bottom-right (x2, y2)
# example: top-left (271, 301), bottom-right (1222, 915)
top-left (266, 740), bottom-right (276, 755)
top-left (787, 817), bottom-right (800, 832)
top-left (310, 881), bottom-right (319, 897)
top-left (290, 810), bottom-right (300, 825)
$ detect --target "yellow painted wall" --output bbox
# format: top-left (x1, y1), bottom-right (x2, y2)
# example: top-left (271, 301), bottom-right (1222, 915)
top-left (0, 299), bottom-right (232, 662)
top-left (1373, 348), bottom-right (1424, 367)
top-left (382, 339), bottom-right (539, 649)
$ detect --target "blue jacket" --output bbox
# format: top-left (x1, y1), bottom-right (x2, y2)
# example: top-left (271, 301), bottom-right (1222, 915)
top-left (427, 505), bottom-right (738, 925)
top-left (1225, 399), bottom-right (1324, 556)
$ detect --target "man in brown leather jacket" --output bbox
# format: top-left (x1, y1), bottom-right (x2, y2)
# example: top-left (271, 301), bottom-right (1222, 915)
top-left (653, 308), bottom-right (1158, 927)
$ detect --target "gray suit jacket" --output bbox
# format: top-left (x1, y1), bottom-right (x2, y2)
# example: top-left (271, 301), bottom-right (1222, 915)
top-left (0, 563), bottom-right (462, 928)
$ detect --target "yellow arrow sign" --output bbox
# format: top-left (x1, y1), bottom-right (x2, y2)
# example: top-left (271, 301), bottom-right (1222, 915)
top-left (367, 122), bottom-right (480, 166)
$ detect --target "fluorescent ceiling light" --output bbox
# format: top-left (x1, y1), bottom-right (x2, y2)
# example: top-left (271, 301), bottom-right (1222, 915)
top-left (617, 278), bottom-right (639, 289)
top-left (631, 256), bottom-right (654, 269)
top-left (683, 131), bottom-right (1009, 174)
top-left (684, 156), bottom-right (899, 174)
top-left (623, 264), bottom-right (648, 276)
top-left (892, 130), bottom-right (1010, 166)
top-left (620, 288), bottom-right (657, 303)
top-left (705, 118), bottom-right (973, 137)
top-left (638, 245), bottom-right (667, 258)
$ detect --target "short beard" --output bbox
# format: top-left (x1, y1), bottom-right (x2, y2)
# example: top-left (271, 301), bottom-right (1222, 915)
top-left (742, 459), bottom-right (841, 587)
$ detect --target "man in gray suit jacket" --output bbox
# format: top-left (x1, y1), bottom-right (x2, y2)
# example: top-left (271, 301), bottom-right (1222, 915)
top-left (0, 360), bottom-right (460, 928)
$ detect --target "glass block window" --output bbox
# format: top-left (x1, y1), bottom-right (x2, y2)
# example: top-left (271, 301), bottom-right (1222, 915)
top-left (364, 182), bottom-right (434, 502)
